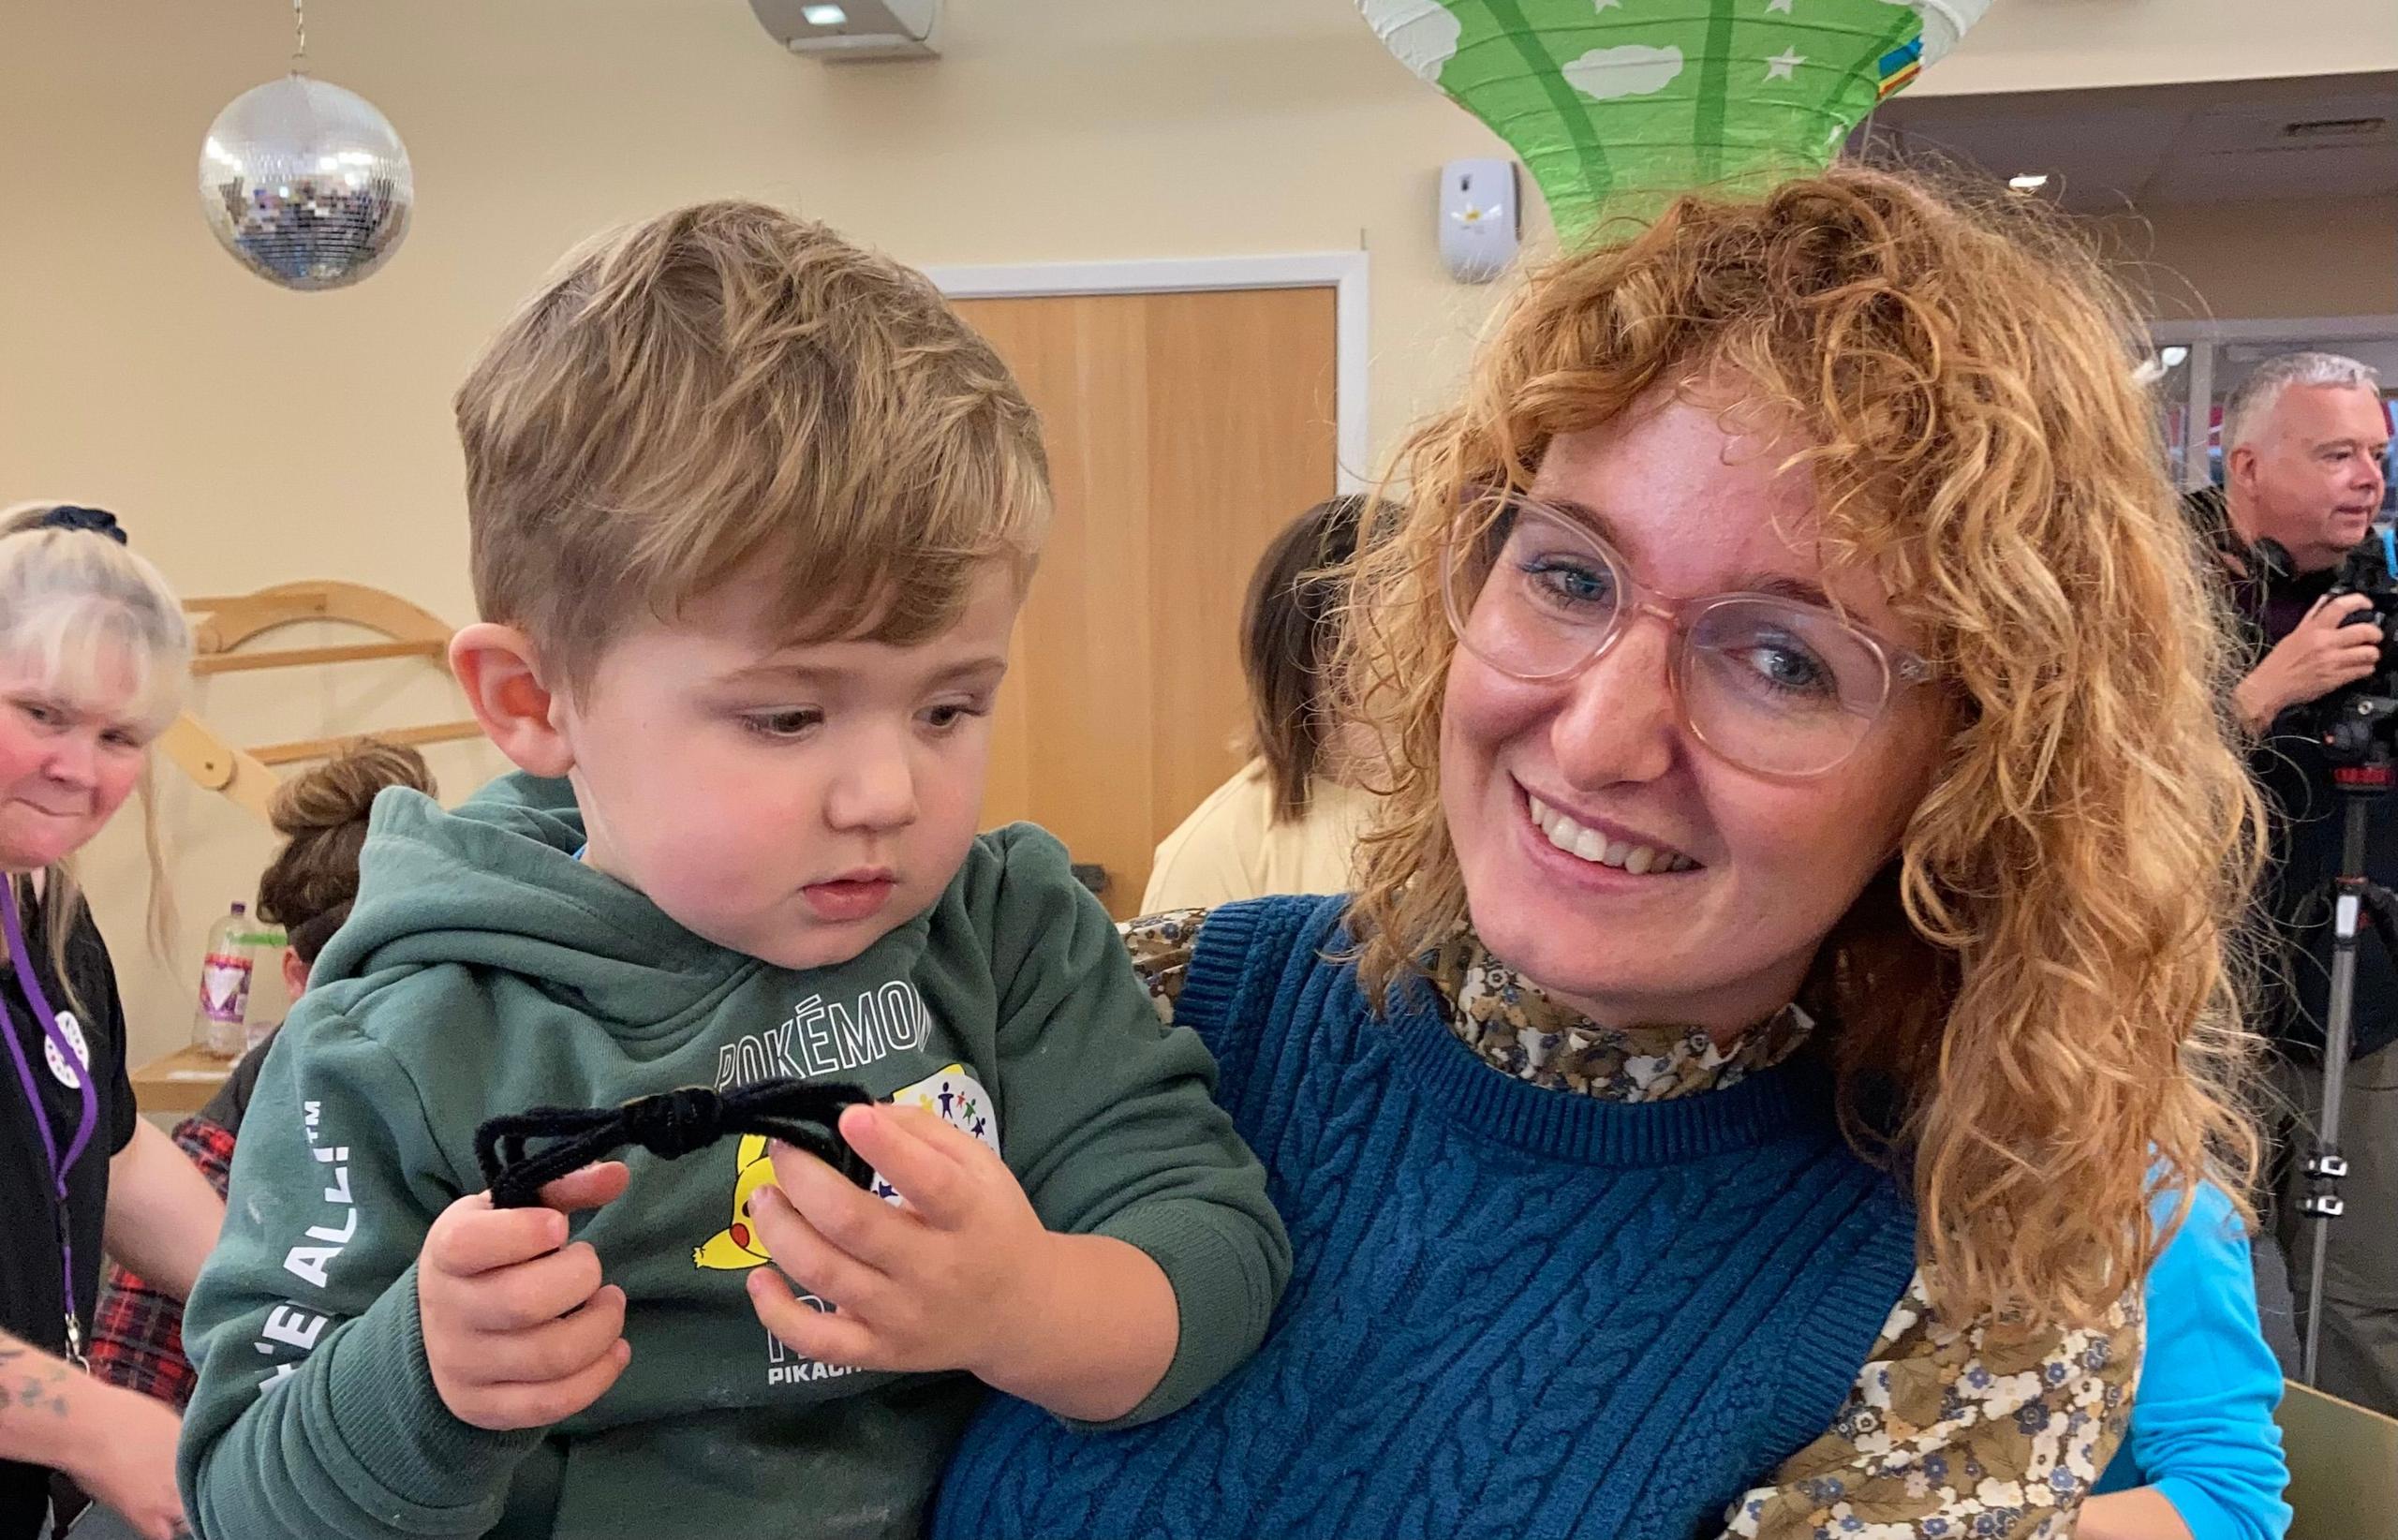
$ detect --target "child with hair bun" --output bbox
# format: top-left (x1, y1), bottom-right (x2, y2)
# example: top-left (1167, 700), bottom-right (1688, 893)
top-left (88, 741), bottom-right (437, 1411)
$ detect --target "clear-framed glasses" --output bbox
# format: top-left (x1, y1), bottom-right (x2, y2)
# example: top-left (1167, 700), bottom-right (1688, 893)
top-left (1441, 493), bottom-right (1933, 778)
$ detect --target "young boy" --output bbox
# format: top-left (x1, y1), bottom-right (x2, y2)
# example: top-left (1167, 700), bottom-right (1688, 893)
top-left (175, 201), bottom-right (1290, 1540)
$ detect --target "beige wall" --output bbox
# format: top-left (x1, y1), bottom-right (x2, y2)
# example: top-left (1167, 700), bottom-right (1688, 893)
top-left (2117, 197), bottom-right (2398, 322)
top-left (3, 0), bottom-right (2393, 1067)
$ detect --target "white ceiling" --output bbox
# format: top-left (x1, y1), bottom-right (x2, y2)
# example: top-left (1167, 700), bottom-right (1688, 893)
top-left (1861, 72), bottom-right (2398, 211)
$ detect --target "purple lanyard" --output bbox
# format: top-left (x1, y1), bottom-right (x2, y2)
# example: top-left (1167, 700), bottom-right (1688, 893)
top-left (0, 876), bottom-right (97, 1367)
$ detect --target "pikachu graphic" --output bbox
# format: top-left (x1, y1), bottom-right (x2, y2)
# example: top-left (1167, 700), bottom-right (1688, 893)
top-left (694, 1062), bottom-right (1000, 1270)
top-left (692, 1133), bottom-right (779, 1270)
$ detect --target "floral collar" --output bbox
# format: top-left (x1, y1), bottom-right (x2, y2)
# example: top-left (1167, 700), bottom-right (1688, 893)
top-left (1428, 926), bottom-right (1815, 1103)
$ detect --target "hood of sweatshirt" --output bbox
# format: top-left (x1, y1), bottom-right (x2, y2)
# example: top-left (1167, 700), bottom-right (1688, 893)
top-left (312, 772), bottom-right (903, 1034)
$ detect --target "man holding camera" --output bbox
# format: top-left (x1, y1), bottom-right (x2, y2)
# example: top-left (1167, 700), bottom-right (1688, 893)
top-left (2213, 350), bottom-right (2395, 1412)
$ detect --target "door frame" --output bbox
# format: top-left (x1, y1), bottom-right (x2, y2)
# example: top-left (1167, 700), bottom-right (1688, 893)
top-left (925, 253), bottom-right (1371, 492)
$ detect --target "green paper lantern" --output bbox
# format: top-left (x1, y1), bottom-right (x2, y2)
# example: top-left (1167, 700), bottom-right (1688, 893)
top-left (1361, 0), bottom-right (1990, 239)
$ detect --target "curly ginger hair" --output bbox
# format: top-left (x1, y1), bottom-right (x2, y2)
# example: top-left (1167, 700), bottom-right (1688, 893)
top-left (1336, 167), bottom-right (2265, 1334)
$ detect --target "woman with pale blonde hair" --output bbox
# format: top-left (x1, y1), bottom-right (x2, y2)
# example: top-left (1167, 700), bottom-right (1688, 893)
top-left (938, 167), bottom-right (2263, 1539)
top-left (0, 503), bottom-right (223, 1540)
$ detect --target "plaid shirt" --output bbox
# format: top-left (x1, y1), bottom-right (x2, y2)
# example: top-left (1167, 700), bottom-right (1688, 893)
top-left (88, 1113), bottom-right (238, 1408)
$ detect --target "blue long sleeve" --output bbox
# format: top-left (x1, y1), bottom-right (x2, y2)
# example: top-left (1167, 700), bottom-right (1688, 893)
top-left (2095, 1183), bottom-right (2292, 1540)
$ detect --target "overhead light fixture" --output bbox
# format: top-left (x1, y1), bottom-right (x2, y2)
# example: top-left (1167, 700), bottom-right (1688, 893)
top-left (751, 0), bottom-right (938, 58)
top-left (2007, 172), bottom-right (2050, 194)
top-left (2285, 116), bottom-right (2387, 141)
top-left (2134, 345), bottom-right (2193, 386)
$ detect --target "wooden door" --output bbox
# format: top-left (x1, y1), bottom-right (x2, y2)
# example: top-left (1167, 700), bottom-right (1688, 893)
top-left (956, 287), bottom-right (1339, 917)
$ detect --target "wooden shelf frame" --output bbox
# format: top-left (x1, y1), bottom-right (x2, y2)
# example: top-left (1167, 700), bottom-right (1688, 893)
top-left (160, 581), bottom-right (469, 821)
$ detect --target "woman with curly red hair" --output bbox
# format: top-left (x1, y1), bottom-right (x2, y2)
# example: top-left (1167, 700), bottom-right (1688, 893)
top-left (936, 166), bottom-right (2265, 1540)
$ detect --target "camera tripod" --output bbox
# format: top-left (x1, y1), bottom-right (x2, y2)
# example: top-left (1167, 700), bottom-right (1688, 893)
top-left (2296, 752), bottom-right (2398, 1386)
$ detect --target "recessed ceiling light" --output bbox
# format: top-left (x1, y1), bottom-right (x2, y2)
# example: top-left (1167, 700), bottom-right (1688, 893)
top-left (802, 4), bottom-right (849, 24)
top-left (2007, 173), bottom-right (2050, 193)
top-left (2285, 116), bottom-right (2386, 141)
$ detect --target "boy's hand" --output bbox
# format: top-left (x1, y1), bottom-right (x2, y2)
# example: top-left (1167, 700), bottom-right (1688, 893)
top-left (418, 1162), bottom-right (632, 1431)
top-left (750, 1103), bottom-right (1179, 1421)
top-left (746, 1103), bottom-right (1058, 1381)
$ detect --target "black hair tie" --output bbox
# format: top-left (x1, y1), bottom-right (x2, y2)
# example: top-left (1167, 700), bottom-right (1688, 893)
top-left (475, 1077), bottom-right (877, 1210)
top-left (37, 505), bottom-right (128, 545)
top-left (283, 900), bottom-right (351, 968)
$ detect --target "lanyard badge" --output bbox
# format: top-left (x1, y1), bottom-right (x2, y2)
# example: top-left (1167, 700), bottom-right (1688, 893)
top-left (0, 878), bottom-right (99, 1368)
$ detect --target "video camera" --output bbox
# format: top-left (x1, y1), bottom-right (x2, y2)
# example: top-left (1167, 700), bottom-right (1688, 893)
top-left (2256, 528), bottom-right (2398, 765)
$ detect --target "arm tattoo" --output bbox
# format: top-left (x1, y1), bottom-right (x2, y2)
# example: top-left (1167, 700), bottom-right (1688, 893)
top-left (0, 1331), bottom-right (76, 1421)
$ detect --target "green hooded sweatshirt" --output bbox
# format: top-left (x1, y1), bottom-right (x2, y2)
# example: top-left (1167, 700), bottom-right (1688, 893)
top-left (177, 774), bottom-right (1288, 1540)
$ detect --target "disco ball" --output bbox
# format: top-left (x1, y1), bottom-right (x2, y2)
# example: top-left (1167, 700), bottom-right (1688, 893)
top-left (198, 74), bottom-right (412, 292)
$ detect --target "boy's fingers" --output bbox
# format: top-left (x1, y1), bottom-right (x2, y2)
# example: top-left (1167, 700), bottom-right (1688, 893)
top-left (536, 1161), bottom-right (631, 1214)
top-left (748, 1270), bottom-right (885, 1370)
top-left (435, 1162), bottom-right (627, 1276)
top-left (427, 1198), bottom-right (569, 1277)
top-left (450, 1242), bottom-right (607, 1332)
top-left (836, 1105), bottom-right (974, 1227)
top-left (770, 1145), bottom-right (917, 1270)
top-left (748, 1185), bottom-right (886, 1312)
top-left (461, 1339), bottom-right (632, 1432)
top-left (467, 1285), bottom-right (627, 1384)
top-left (866, 1103), bottom-right (992, 1167)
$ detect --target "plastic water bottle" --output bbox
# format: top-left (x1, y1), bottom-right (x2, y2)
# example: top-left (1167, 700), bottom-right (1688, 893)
top-left (192, 902), bottom-right (256, 1059)
top-left (240, 923), bottom-right (290, 1051)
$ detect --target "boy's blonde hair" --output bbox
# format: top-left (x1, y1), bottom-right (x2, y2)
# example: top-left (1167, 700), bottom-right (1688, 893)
top-left (455, 200), bottom-right (1049, 691)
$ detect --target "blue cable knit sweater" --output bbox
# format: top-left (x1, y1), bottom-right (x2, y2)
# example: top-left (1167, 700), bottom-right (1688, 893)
top-left (936, 896), bottom-right (1919, 1540)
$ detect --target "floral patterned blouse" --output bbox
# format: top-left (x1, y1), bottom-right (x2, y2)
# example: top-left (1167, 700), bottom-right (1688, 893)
top-left (1121, 910), bottom-right (2137, 1540)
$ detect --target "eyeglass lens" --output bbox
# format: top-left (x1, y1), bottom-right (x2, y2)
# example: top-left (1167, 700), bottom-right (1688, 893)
top-left (1446, 501), bottom-right (1900, 777)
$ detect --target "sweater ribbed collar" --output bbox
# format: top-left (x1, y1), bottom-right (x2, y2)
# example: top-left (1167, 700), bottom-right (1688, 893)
top-left (1389, 995), bottom-right (1835, 1164)
top-left (1178, 900), bottom-right (1835, 1165)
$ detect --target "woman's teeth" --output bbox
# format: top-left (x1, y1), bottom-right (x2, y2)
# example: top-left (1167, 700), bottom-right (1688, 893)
top-left (1527, 794), bottom-right (1696, 874)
